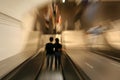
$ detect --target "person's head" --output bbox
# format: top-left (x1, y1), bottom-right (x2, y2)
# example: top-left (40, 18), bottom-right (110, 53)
top-left (49, 37), bottom-right (53, 42)
top-left (55, 38), bottom-right (59, 43)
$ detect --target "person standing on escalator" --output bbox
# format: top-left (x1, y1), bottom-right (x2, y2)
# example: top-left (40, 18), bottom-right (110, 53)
top-left (54, 38), bottom-right (62, 69)
top-left (45, 37), bottom-right (54, 69)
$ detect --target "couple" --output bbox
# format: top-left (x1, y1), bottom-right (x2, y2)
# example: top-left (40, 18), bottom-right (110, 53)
top-left (45, 37), bottom-right (62, 69)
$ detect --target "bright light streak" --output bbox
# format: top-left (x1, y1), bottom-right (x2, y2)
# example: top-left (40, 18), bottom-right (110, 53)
top-left (62, 0), bottom-right (65, 3)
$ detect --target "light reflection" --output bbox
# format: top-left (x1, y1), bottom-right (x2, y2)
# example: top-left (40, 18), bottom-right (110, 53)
top-left (62, 0), bottom-right (65, 3)
top-left (85, 20), bottom-right (120, 50)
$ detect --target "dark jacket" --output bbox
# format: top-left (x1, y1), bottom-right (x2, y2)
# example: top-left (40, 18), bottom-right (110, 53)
top-left (54, 43), bottom-right (62, 52)
top-left (45, 43), bottom-right (54, 55)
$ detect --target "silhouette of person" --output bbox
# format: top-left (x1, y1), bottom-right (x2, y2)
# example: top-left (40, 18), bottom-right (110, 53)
top-left (45, 37), bottom-right (54, 69)
top-left (54, 38), bottom-right (62, 69)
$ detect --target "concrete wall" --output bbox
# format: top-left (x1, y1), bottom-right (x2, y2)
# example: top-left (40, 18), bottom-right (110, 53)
top-left (0, 0), bottom-right (52, 78)
top-left (0, 13), bottom-right (23, 61)
top-left (80, 2), bottom-right (120, 29)
top-left (0, 0), bottom-right (52, 20)
top-left (80, 1), bottom-right (120, 50)
top-left (62, 31), bottom-right (86, 49)
top-left (0, 12), bottom-right (42, 78)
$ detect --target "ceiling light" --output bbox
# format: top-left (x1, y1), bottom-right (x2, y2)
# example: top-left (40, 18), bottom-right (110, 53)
top-left (62, 0), bottom-right (65, 3)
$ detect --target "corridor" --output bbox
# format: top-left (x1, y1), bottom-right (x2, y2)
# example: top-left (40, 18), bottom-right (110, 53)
top-left (0, 0), bottom-right (120, 80)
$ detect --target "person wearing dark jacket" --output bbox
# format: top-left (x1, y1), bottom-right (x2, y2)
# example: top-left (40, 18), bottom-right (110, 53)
top-left (45, 37), bottom-right (54, 69)
top-left (54, 38), bottom-right (62, 69)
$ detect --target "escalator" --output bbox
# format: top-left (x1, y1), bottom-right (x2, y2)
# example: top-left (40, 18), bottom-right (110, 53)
top-left (36, 56), bottom-right (63, 80)
top-left (1, 50), bottom-right (45, 80)
top-left (1, 50), bottom-right (90, 80)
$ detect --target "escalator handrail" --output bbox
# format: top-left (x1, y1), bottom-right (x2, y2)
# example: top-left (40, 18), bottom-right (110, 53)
top-left (62, 51), bottom-right (91, 80)
top-left (1, 49), bottom-right (45, 80)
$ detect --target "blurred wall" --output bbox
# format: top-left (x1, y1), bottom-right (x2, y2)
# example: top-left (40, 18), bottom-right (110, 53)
top-left (80, 1), bottom-right (120, 30)
top-left (0, 12), bottom-right (41, 78)
top-left (0, 13), bottom-right (23, 61)
top-left (0, 0), bottom-right (52, 78)
top-left (62, 31), bottom-right (86, 49)
top-left (80, 1), bottom-right (120, 50)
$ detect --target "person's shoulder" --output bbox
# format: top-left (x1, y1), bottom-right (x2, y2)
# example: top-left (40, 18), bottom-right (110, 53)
top-left (54, 43), bottom-right (57, 45)
top-left (47, 43), bottom-right (54, 46)
top-left (60, 44), bottom-right (62, 47)
top-left (59, 43), bottom-right (62, 47)
top-left (59, 43), bottom-right (62, 45)
top-left (46, 43), bottom-right (49, 45)
top-left (46, 43), bottom-right (51, 46)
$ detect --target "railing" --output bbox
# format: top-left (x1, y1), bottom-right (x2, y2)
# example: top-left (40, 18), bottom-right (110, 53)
top-left (1, 50), bottom-right (45, 80)
top-left (61, 51), bottom-right (91, 80)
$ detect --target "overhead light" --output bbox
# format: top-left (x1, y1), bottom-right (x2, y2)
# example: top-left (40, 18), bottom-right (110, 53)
top-left (62, 0), bottom-right (65, 3)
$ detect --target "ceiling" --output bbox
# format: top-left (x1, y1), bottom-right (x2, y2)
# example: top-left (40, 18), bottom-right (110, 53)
top-left (0, 0), bottom-right (52, 20)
